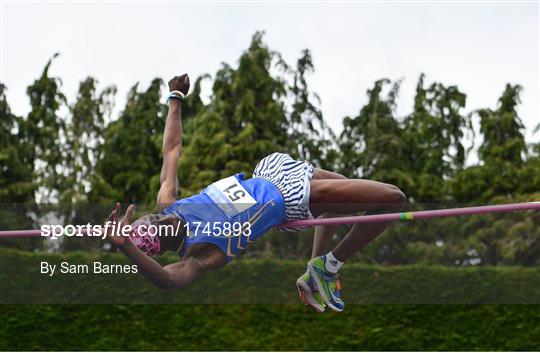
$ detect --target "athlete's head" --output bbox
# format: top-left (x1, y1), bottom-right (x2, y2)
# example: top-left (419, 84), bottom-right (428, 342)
top-left (128, 213), bottom-right (184, 257)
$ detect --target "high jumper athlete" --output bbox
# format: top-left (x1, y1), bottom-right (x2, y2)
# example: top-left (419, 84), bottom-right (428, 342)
top-left (106, 74), bottom-right (406, 312)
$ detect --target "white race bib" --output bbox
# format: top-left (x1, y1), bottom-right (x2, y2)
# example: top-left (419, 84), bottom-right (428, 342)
top-left (205, 175), bottom-right (257, 217)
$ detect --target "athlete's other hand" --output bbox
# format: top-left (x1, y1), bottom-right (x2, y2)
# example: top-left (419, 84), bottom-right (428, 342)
top-left (168, 74), bottom-right (190, 95)
top-left (105, 202), bottom-right (135, 246)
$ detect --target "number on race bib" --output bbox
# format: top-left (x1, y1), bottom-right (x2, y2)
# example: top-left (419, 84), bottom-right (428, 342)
top-left (205, 175), bottom-right (257, 217)
top-left (223, 184), bottom-right (246, 202)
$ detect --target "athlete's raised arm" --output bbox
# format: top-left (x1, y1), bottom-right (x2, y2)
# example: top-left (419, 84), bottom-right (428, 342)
top-left (157, 74), bottom-right (190, 211)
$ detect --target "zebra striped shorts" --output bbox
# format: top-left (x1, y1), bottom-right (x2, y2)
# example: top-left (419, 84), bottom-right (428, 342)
top-left (253, 152), bottom-right (315, 232)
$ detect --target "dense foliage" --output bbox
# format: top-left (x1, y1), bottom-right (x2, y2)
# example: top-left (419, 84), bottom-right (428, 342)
top-left (3, 304), bottom-right (539, 351)
top-left (2, 248), bottom-right (539, 304)
top-left (0, 32), bottom-right (538, 265)
top-left (0, 249), bottom-right (539, 350)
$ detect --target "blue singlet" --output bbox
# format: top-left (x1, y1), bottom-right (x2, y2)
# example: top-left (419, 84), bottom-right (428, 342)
top-left (161, 173), bottom-right (286, 261)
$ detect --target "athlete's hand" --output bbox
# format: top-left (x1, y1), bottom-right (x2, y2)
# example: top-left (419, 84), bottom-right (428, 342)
top-left (168, 74), bottom-right (190, 95)
top-left (105, 203), bottom-right (135, 246)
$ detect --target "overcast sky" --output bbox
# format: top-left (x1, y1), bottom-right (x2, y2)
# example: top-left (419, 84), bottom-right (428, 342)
top-left (2, 1), bottom-right (539, 149)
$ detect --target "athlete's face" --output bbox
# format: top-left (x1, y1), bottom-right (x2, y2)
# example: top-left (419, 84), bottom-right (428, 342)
top-left (129, 213), bottom-right (183, 256)
top-left (146, 213), bottom-right (180, 231)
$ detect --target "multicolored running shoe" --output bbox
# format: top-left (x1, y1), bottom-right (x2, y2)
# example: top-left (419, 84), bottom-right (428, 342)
top-left (308, 256), bottom-right (345, 312)
top-left (296, 270), bottom-right (326, 313)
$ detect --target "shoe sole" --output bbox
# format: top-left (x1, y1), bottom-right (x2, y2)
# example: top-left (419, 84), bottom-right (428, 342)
top-left (296, 278), bottom-right (325, 313)
top-left (308, 262), bottom-right (344, 313)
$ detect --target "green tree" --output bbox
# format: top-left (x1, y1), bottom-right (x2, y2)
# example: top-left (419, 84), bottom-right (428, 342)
top-left (287, 49), bottom-right (337, 170)
top-left (0, 83), bottom-right (35, 203)
top-left (23, 53), bottom-right (66, 201)
top-left (338, 79), bottom-right (407, 185)
top-left (519, 124), bottom-right (540, 195)
top-left (478, 84), bottom-right (526, 164)
top-left (91, 79), bottom-right (165, 205)
top-left (451, 84), bottom-right (527, 202)
top-left (402, 74), bottom-right (469, 202)
top-left (0, 83), bottom-right (39, 250)
top-left (61, 78), bottom-right (116, 212)
top-left (60, 78), bottom-right (116, 251)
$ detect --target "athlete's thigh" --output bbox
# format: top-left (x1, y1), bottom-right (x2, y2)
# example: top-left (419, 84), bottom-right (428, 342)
top-left (312, 168), bottom-right (347, 180)
top-left (309, 178), bottom-right (403, 215)
top-left (309, 168), bottom-right (348, 218)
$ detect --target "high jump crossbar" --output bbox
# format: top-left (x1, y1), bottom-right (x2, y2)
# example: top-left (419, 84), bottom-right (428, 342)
top-left (277, 201), bottom-right (540, 228)
top-left (0, 202), bottom-right (539, 238)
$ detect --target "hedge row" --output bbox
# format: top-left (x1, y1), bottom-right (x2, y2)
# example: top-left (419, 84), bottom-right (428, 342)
top-left (1, 304), bottom-right (540, 350)
top-left (1, 248), bottom-right (539, 350)
top-left (1, 248), bottom-right (539, 304)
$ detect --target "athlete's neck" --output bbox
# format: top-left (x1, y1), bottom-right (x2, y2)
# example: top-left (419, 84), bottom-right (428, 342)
top-left (157, 216), bottom-right (186, 254)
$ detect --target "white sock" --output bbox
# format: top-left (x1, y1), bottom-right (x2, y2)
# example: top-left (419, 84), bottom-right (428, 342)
top-left (324, 252), bottom-right (344, 274)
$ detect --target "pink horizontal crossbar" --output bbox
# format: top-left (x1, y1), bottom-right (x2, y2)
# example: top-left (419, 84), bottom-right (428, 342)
top-left (0, 202), bottom-right (539, 238)
top-left (0, 230), bottom-right (43, 238)
top-left (278, 202), bottom-right (540, 228)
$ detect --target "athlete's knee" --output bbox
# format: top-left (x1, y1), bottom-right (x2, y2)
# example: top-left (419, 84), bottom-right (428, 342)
top-left (385, 184), bottom-right (407, 207)
top-left (333, 172), bottom-right (347, 180)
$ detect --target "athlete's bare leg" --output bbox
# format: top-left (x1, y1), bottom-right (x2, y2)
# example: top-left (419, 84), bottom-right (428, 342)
top-left (309, 169), bottom-right (406, 261)
top-left (310, 169), bottom-right (346, 258)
